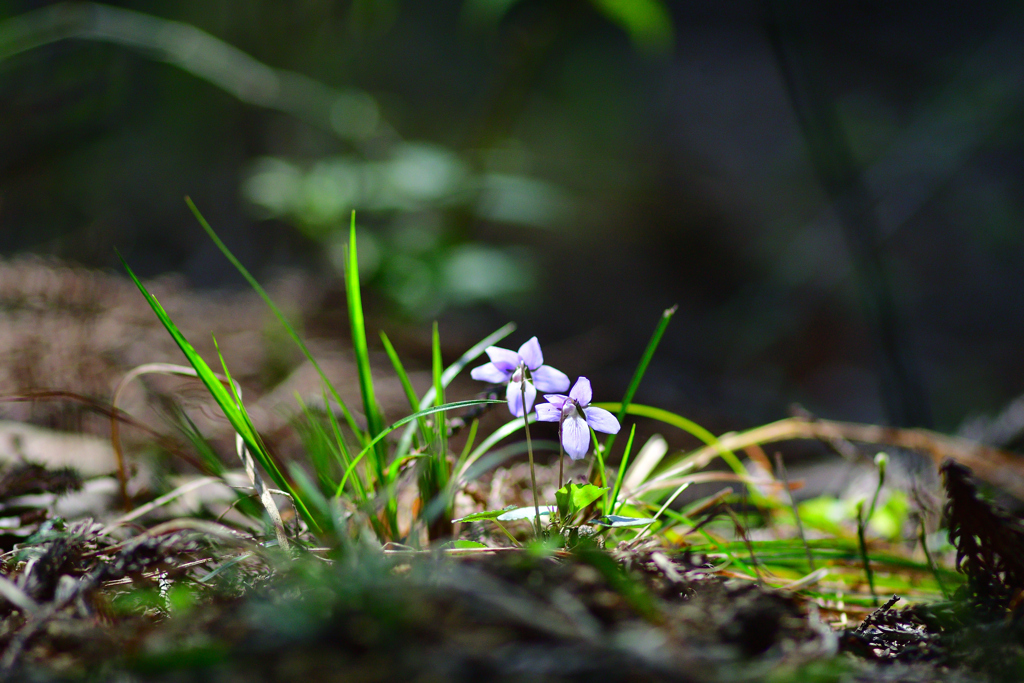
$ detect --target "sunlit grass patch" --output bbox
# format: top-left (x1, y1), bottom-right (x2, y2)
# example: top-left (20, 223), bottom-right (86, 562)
top-left (111, 199), bottom-right (969, 630)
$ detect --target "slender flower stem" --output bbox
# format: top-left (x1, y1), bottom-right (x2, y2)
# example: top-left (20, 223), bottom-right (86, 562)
top-left (522, 380), bottom-right (542, 536)
top-left (557, 417), bottom-right (565, 491)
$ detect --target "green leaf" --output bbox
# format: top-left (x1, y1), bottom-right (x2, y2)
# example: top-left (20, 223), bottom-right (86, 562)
top-left (448, 540), bottom-right (489, 549)
top-left (592, 515), bottom-right (657, 528)
top-left (590, 0), bottom-right (674, 56)
top-left (452, 508), bottom-right (512, 523)
top-left (555, 486), bottom-right (571, 519)
top-left (796, 496), bottom-right (849, 537)
top-left (555, 483), bottom-right (607, 518)
top-left (497, 506), bottom-right (556, 522)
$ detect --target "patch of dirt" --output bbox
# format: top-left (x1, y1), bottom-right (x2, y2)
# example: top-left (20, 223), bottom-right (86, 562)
top-left (4, 258), bottom-right (1024, 682)
top-left (0, 256), bottom-right (424, 453)
top-left (1, 531), bottom-right (835, 682)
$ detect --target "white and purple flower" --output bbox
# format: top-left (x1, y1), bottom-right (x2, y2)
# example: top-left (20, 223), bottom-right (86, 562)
top-left (535, 376), bottom-right (620, 460)
top-left (470, 337), bottom-right (570, 417)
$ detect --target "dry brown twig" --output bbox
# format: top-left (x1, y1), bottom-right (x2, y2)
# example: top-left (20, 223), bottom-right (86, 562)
top-left (639, 416), bottom-right (1024, 501)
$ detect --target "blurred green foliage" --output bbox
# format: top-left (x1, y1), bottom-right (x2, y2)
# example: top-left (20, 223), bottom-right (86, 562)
top-left (789, 490), bottom-right (911, 542)
top-left (241, 142), bottom-right (556, 316)
top-left (0, 0), bottom-right (668, 318)
top-left (6, 1), bottom-right (1024, 429)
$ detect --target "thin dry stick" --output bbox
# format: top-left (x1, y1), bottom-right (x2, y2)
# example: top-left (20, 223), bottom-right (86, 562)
top-left (100, 476), bottom-right (222, 535)
top-left (639, 416), bottom-right (1024, 500)
top-left (110, 363), bottom-right (289, 549)
top-left (631, 471), bottom-right (797, 493)
top-left (856, 595), bottom-right (901, 633)
top-left (684, 487), bottom-right (734, 521)
top-left (87, 518), bottom-right (251, 557)
top-left (111, 362), bottom-right (218, 510)
top-left (0, 391), bottom-right (207, 479)
top-left (724, 505), bottom-right (763, 586)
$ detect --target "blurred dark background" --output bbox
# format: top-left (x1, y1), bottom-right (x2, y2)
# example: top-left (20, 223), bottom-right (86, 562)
top-left (3, 0), bottom-right (1024, 436)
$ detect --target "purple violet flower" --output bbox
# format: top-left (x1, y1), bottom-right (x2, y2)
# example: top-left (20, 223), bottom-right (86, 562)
top-left (470, 337), bottom-right (570, 417)
top-left (535, 377), bottom-right (620, 460)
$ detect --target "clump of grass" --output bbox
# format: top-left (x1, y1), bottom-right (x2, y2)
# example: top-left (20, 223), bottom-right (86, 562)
top-left (115, 199), bottom-right (964, 628)
top-left (120, 204), bottom-right (503, 547)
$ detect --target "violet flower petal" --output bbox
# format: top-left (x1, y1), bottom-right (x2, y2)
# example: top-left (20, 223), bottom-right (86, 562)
top-left (523, 381), bottom-right (537, 413)
top-left (506, 382), bottom-right (524, 417)
top-left (535, 403), bottom-right (561, 422)
top-left (583, 406), bottom-right (620, 435)
top-left (484, 345), bottom-right (520, 372)
top-left (569, 377), bottom-right (593, 406)
top-left (532, 365), bottom-right (570, 392)
top-left (518, 337), bottom-right (544, 370)
top-left (562, 414), bottom-right (591, 460)
top-left (506, 379), bottom-right (537, 418)
top-left (470, 363), bottom-right (511, 384)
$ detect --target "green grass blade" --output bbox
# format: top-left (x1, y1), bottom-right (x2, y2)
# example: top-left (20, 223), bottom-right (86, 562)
top-left (117, 252), bottom-right (320, 534)
top-left (418, 322), bottom-right (452, 538)
top-left (602, 305), bottom-right (675, 456)
top-left (336, 399), bottom-right (503, 496)
top-left (184, 197), bottom-right (365, 446)
top-left (380, 331), bottom-right (427, 447)
top-left (455, 414), bottom-right (532, 483)
top-left (589, 428), bottom-right (608, 496)
top-left (171, 405), bottom-right (225, 477)
top-left (395, 322), bottom-right (516, 457)
top-left (419, 322), bottom-right (516, 409)
top-left (321, 387), bottom-right (369, 500)
top-left (594, 402), bottom-right (748, 477)
top-left (653, 505), bottom-right (758, 578)
top-left (343, 211), bottom-right (387, 484)
top-left (609, 424), bottom-right (636, 514)
top-left (118, 253), bottom-right (254, 460)
top-left (431, 322), bottom-right (447, 456)
top-left (211, 336), bottom-right (321, 534)
top-left (459, 439), bottom-right (560, 485)
top-left (294, 394), bottom-right (341, 495)
top-left (452, 419), bottom-right (480, 478)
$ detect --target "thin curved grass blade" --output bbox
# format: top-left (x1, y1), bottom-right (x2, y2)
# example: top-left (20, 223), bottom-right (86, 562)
top-left (117, 251), bottom-right (320, 536)
top-left (603, 305), bottom-right (676, 457)
top-left (594, 402), bottom-right (748, 477)
top-left (336, 399), bottom-right (504, 496)
top-left (395, 322), bottom-right (516, 457)
top-left (185, 197), bottom-right (364, 446)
